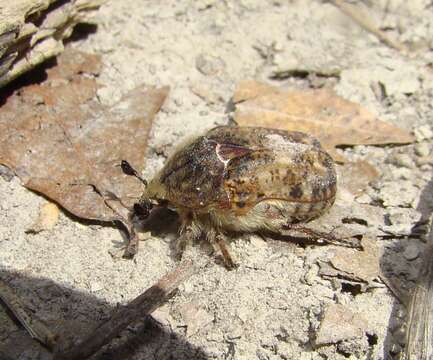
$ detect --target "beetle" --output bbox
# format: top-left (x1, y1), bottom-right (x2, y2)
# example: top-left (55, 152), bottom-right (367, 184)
top-left (123, 126), bottom-right (337, 268)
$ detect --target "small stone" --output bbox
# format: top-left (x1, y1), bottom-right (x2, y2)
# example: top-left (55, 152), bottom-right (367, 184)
top-left (226, 324), bottom-right (243, 340)
top-left (303, 264), bottom-right (318, 285)
top-left (249, 235), bottom-right (268, 248)
top-left (152, 306), bottom-right (172, 328)
top-left (414, 125), bottom-right (433, 141)
top-left (392, 167), bottom-right (413, 180)
top-left (403, 243), bottom-right (420, 261)
top-left (356, 193), bottom-right (372, 204)
top-left (179, 301), bottom-right (214, 337)
top-left (236, 306), bottom-right (251, 323)
top-left (414, 143), bottom-right (430, 157)
top-left (381, 208), bottom-right (422, 237)
top-left (380, 181), bottom-right (419, 207)
top-left (27, 202), bottom-right (60, 234)
top-left (196, 0), bottom-right (216, 10)
top-left (315, 304), bottom-right (369, 345)
top-left (195, 53), bottom-right (225, 76)
top-left (180, 281), bottom-right (194, 294)
top-left (393, 325), bottom-right (407, 346)
top-left (416, 155), bottom-right (433, 167)
top-left (0, 164), bottom-right (14, 182)
top-left (386, 153), bottom-right (414, 168)
top-left (89, 281), bottom-right (104, 292)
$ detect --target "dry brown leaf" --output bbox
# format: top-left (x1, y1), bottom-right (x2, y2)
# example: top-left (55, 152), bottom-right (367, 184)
top-left (0, 49), bottom-right (169, 225)
top-left (233, 80), bottom-right (414, 162)
top-left (338, 160), bottom-right (379, 197)
top-left (27, 202), bottom-right (60, 233)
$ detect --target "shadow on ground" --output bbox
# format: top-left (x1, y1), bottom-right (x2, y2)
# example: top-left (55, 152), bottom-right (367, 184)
top-left (381, 174), bottom-right (433, 358)
top-left (0, 270), bottom-right (209, 360)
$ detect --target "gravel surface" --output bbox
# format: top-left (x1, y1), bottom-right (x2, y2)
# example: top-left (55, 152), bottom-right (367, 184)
top-left (1, 1), bottom-right (433, 359)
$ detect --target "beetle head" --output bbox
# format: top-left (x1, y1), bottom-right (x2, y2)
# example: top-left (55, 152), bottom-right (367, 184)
top-left (132, 200), bottom-right (153, 222)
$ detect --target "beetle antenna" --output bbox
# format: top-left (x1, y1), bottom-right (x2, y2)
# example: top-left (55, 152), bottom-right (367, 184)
top-left (120, 160), bottom-right (148, 187)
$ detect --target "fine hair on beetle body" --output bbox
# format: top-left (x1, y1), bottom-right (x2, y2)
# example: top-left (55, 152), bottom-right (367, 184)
top-left (123, 125), bottom-right (337, 268)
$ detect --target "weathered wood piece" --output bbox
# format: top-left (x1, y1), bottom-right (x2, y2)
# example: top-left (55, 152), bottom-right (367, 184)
top-left (0, 278), bottom-right (58, 349)
top-left (53, 259), bottom-right (200, 360)
top-left (0, 0), bottom-right (104, 88)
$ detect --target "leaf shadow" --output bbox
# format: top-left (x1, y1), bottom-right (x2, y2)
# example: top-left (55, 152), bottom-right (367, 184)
top-left (0, 270), bottom-right (210, 360)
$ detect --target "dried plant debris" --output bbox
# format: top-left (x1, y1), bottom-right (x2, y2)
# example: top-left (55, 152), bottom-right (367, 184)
top-left (337, 161), bottom-right (379, 197)
top-left (296, 187), bottom-right (384, 246)
top-left (26, 202), bottom-right (60, 234)
top-left (0, 0), bottom-right (105, 88)
top-left (233, 80), bottom-right (414, 162)
top-left (0, 49), bottom-right (169, 226)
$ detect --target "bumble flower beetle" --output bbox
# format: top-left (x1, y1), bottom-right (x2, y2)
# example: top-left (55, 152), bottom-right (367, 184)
top-left (124, 126), bottom-right (337, 268)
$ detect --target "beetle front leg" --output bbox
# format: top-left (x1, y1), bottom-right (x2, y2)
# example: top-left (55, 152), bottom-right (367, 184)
top-left (207, 230), bottom-right (237, 270)
top-left (281, 223), bottom-right (360, 248)
top-left (215, 234), bottom-right (237, 270)
top-left (175, 225), bottom-right (194, 259)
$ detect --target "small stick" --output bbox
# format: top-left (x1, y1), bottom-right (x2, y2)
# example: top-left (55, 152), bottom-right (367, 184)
top-left (53, 259), bottom-right (199, 360)
top-left (329, 0), bottom-right (408, 53)
top-left (405, 243), bottom-right (433, 359)
top-left (0, 278), bottom-right (57, 349)
top-left (378, 273), bottom-right (409, 307)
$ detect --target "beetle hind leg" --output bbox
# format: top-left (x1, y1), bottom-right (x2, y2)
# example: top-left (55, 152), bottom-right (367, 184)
top-left (281, 223), bottom-right (360, 248)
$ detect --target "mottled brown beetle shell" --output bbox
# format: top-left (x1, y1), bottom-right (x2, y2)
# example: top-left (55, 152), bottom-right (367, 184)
top-left (144, 126), bottom-right (337, 224)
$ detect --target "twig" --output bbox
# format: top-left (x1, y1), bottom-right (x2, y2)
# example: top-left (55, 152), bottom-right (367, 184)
top-left (329, 0), bottom-right (408, 53)
top-left (53, 259), bottom-right (199, 360)
top-left (378, 273), bottom-right (409, 307)
top-left (0, 278), bottom-right (58, 349)
top-left (405, 243), bottom-right (433, 360)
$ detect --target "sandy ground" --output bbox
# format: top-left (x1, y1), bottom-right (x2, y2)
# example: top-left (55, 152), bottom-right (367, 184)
top-left (1, 0), bottom-right (433, 359)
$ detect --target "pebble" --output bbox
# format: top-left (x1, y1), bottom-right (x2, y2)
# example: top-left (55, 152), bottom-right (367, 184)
top-left (416, 155), bottom-right (433, 166)
top-left (89, 281), bottom-right (104, 292)
top-left (195, 53), bottom-right (225, 76)
top-left (303, 264), bottom-right (318, 286)
top-left (414, 124), bottom-right (433, 141)
top-left (386, 153), bottom-right (414, 168)
top-left (249, 235), bottom-right (268, 249)
top-left (0, 164), bottom-right (14, 182)
top-left (393, 325), bottom-right (407, 346)
top-left (403, 243), bottom-right (420, 261)
top-left (414, 142), bottom-right (430, 157)
top-left (315, 304), bottom-right (368, 345)
top-left (179, 302), bottom-right (214, 336)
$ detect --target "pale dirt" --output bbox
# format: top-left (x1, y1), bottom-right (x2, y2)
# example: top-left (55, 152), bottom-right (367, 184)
top-left (1, 1), bottom-right (433, 359)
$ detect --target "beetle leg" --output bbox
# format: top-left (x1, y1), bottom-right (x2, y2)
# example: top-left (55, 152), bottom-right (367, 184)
top-left (282, 223), bottom-right (360, 248)
top-left (123, 227), bottom-right (139, 258)
top-left (175, 226), bottom-right (194, 259)
top-left (215, 234), bottom-right (238, 270)
top-left (175, 219), bottom-right (202, 259)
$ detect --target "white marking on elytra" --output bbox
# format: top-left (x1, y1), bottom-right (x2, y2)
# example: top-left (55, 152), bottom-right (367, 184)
top-left (215, 143), bottom-right (231, 166)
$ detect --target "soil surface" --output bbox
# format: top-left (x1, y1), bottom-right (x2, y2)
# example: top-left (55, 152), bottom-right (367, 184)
top-left (1, 1), bottom-right (433, 359)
